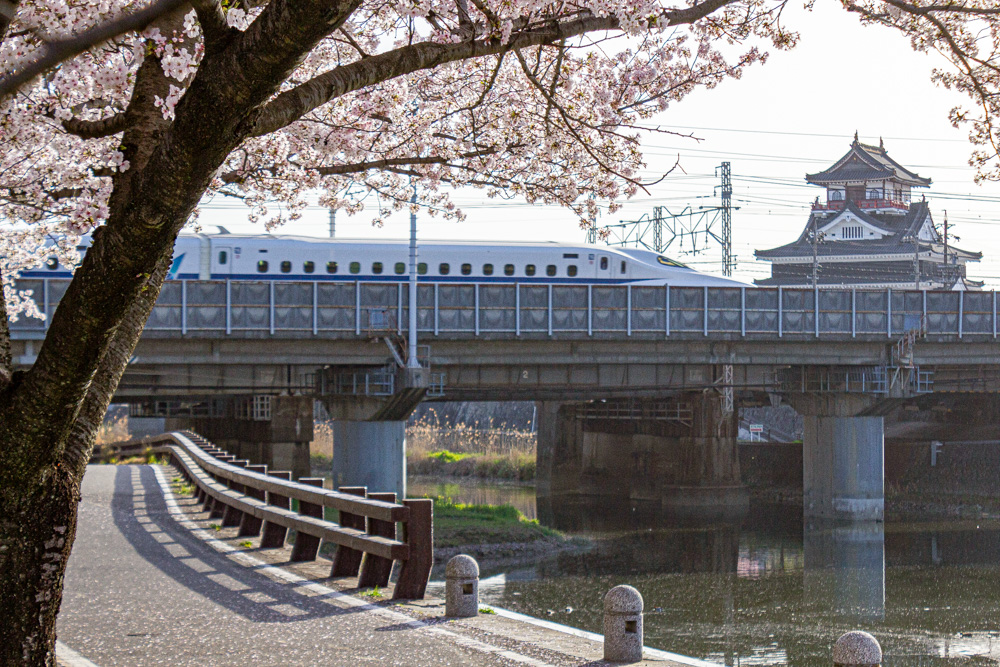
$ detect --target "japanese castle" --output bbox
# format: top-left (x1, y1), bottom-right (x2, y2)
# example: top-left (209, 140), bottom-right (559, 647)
top-left (754, 134), bottom-right (982, 289)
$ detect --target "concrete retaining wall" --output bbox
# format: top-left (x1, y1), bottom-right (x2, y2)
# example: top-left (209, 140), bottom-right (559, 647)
top-left (740, 440), bottom-right (1000, 500)
top-left (739, 443), bottom-right (802, 490)
top-left (886, 441), bottom-right (1000, 498)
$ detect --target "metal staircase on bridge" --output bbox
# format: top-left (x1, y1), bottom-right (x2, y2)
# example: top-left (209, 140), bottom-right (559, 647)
top-left (315, 307), bottom-right (445, 420)
top-left (777, 318), bottom-right (933, 398)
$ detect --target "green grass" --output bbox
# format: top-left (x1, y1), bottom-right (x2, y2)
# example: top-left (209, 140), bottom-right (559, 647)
top-left (360, 586), bottom-right (384, 600)
top-left (429, 496), bottom-right (562, 548)
top-left (427, 450), bottom-right (471, 463)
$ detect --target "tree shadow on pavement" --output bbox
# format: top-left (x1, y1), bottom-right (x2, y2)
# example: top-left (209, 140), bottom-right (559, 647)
top-left (110, 465), bottom-right (378, 624)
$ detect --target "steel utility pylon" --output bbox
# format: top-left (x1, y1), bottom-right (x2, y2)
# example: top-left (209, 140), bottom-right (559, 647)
top-left (590, 161), bottom-right (736, 276)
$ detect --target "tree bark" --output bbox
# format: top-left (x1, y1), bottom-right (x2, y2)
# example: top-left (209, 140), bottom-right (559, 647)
top-left (0, 464), bottom-right (79, 666)
top-left (0, 253), bottom-right (172, 666)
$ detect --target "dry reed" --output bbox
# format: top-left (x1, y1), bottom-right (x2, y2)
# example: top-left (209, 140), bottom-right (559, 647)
top-left (95, 414), bottom-right (131, 446)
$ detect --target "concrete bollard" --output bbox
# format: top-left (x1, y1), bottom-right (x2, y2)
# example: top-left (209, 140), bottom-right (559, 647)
top-left (833, 631), bottom-right (882, 667)
top-left (603, 585), bottom-right (643, 663)
top-left (445, 555), bottom-right (480, 618)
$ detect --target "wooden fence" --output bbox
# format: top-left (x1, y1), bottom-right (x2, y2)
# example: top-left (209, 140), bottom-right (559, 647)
top-left (100, 431), bottom-right (432, 599)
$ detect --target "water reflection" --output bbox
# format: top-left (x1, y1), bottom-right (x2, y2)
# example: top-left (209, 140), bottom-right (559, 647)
top-left (803, 521), bottom-right (885, 621)
top-left (407, 476), bottom-right (537, 519)
top-left (465, 494), bottom-right (1000, 666)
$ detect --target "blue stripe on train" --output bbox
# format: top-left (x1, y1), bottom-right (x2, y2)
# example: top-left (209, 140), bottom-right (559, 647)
top-left (173, 273), bottom-right (636, 285)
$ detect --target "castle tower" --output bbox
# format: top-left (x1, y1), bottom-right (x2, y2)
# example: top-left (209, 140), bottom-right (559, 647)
top-left (754, 135), bottom-right (982, 289)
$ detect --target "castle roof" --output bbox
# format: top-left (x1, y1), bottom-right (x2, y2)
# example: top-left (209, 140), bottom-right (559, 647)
top-left (805, 135), bottom-right (931, 188)
top-left (754, 200), bottom-right (981, 261)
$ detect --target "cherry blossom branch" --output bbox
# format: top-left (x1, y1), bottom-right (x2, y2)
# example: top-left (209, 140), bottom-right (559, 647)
top-left (312, 147), bottom-right (500, 175)
top-left (843, 0), bottom-right (1000, 177)
top-left (220, 146), bottom-right (505, 185)
top-left (0, 0), bottom-right (189, 98)
top-left (512, 48), bottom-right (654, 190)
top-left (61, 112), bottom-right (130, 139)
top-left (250, 0), bottom-right (740, 137)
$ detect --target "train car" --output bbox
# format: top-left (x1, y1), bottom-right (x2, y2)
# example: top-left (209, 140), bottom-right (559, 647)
top-left (166, 232), bottom-right (743, 287)
top-left (24, 229), bottom-right (745, 287)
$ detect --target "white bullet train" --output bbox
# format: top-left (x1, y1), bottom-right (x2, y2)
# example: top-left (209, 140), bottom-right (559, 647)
top-left (25, 230), bottom-right (745, 287)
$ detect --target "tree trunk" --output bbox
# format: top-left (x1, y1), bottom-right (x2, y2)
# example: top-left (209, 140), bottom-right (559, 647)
top-left (0, 253), bottom-right (171, 665)
top-left (0, 464), bottom-right (79, 666)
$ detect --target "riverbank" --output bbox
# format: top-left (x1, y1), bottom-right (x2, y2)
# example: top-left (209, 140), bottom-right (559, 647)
top-left (429, 496), bottom-right (588, 566)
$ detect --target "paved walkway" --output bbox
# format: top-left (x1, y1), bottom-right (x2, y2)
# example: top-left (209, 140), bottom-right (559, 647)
top-left (57, 464), bottom-right (713, 667)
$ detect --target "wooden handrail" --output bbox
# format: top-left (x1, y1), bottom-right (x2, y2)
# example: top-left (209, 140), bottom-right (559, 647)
top-left (112, 430), bottom-right (432, 599)
top-left (172, 431), bottom-right (408, 523)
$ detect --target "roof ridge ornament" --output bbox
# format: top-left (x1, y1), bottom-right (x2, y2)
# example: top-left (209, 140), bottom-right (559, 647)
top-left (854, 130), bottom-right (859, 143)
top-left (880, 136), bottom-right (884, 150)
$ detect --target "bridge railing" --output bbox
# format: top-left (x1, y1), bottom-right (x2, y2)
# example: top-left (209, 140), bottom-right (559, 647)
top-left (113, 430), bottom-right (432, 599)
top-left (12, 278), bottom-right (998, 339)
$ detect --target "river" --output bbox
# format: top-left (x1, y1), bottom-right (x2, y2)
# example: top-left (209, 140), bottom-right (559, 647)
top-left (418, 478), bottom-right (1000, 666)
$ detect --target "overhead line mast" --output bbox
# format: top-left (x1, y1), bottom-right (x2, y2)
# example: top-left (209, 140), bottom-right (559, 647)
top-left (590, 161), bottom-right (736, 276)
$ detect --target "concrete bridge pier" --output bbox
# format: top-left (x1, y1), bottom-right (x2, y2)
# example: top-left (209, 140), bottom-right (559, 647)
top-left (536, 392), bottom-right (747, 513)
top-left (331, 419), bottom-right (406, 497)
top-left (790, 394), bottom-right (886, 522)
top-left (323, 384), bottom-right (427, 499)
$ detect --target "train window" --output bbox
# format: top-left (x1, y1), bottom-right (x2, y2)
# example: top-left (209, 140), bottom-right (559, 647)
top-left (257, 260), bottom-right (269, 273)
top-left (303, 261), bottom-right (315, 274)
top-left (418, 263), bottom-right (428, 275)
top-left (372, 262), bottom-right (383, 274)
top-left (525, 264), bottom-right (536, 276)
top-left (280, 260), bottom-right (292, 273)
top-left (600, 257), bottom-right (608, 270)
top-left (620, 261), bottom-right (626, 274)
top-left (439, 263), bottom-right (450, 275)
top-left (567, 265), bottom-right (578, 277)
top-left (349, 261), bottom-right (361, 274)
top-left (546, 264), bottom-right (556, 277)
top-left (326, 261), bottom-right (338, 274)
top-left (483, 264), bottom-right (494, 276)
top-left (218, 251), bottom-right (228, 265)
top-left (45, 257), bottom-right (58, 270)
top-left (395, 262), bottom-right (406, 274)
top-left (461, 263), bottom-right (472, 276)
top-left (504, 264), bottom-right (515, 276)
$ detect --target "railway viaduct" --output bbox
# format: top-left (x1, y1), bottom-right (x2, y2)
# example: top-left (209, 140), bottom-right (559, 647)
top-left (12, 278), bottom-right (1000, 521)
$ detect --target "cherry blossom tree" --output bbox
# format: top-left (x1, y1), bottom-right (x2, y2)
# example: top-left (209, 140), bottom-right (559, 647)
top-left (0, 0), bottom-right (790, 659)
top-left (23, 0), bottom-right (1000, 661)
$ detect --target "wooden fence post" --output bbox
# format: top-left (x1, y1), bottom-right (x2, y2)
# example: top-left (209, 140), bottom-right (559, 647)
top-left (238, 464), bottom-right (267, 537)
top-left (358, 492), bottom-right (396, 589)
top-left (259, 471), bottom-right (292, 548)
top-left (290, 478), bottom-right (324, 561)
top-left (330, 487), bottom-right (367, 577)
top-left (222, 460), bottom-right (249, 527)
top-left (392, 499), bottom-right (433, 600)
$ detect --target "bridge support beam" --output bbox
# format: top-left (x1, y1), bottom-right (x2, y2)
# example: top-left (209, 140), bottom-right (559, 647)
top-left (790, 395), bottom-right (885, 522)
top-left (537, 393), bottom-right (746, 513)
top-left (143, 395), bottom-right (314, 479)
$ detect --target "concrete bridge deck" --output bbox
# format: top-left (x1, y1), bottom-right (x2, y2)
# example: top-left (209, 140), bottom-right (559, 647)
top-left (57, 464), bottom-right (710, 667)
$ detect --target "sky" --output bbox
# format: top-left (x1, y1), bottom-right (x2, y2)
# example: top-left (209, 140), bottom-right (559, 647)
top-left (197, 1), bottom-right (1000, 289)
